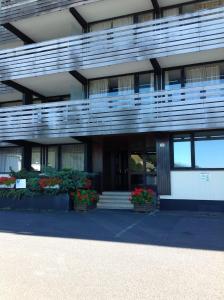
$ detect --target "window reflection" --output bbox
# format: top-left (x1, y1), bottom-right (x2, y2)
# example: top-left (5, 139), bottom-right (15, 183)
top-left (173, 135), bottom-right (192, 168)
top-left (195, 135), bottom-right (224, 168)
top-left (130, 154), bottom-right (144, 172)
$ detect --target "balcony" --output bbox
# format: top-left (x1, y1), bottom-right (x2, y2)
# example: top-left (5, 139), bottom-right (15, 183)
top-left (0, 83), bottom-right (224, 141)
top-left (0, 0), bottom-right (98, 23)
top-left (0, 6), bottom-right (223, 81)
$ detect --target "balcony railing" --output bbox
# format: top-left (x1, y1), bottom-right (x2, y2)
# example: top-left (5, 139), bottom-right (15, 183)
top-left (0, 0), bottom-right (99, 24)
top-left (0, 83), bottom-right (224, 141)
top-left (0, 6), bottom-right (223, 81)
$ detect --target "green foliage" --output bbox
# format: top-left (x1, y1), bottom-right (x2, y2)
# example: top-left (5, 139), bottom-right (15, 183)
top-left (10, 168), bottom-right (39, 179)
top-left (0, 188), bottom-right (27, 200)
top-left (3, 168), bottom-right (88, 198)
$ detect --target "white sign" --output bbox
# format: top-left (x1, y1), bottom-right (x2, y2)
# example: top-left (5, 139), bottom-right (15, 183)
top-left (16, 179), bottom-right (27, 189)
top-left (200, 173), bottom-right (209, 182)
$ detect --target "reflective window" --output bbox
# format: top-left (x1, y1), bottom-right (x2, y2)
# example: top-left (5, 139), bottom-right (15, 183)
top-left (0, 147), bottom-right (22, 173)
top-left (185, 63), bottom-right (223, 87)
top-left (32, 147), bottom-right (41, 171)
top-left (165, 69), bottom-right (182, 90)
top-left (138, 12), bottom-right (153, 23)
top-left (139, 73), bottom-right (154, 93)
top-left (195, 133), bottom-right (224, 168)
top-left (61, 144), bottom-right (85, 171)
top-left (182, 0), bottom-right (224, 14)
top-left (173, 135), bottom-right (192, 168)
top-left (48, 146), bottom-right (58, 169)
top-left (130, 154), bottom-right (144, 172)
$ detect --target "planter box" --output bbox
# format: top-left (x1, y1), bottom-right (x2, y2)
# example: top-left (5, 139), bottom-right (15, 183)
top-left (0, 194), bottom-right (70, 212)
top-left (134, 202), bottom-right (154, 213)
top-left (74, 202), bottom-right (97, 212)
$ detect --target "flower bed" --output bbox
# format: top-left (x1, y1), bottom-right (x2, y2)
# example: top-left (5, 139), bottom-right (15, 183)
top-left (0, 168), bottom-right (94, 212)
top-left (0, 177), bottom-right (16, 189)
top-left (130, 187), bottom-right (156, 212)
top-left (73, 189), bottom-right (99, 212)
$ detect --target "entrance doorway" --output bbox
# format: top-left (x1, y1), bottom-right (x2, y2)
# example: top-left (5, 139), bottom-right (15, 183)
top-left (103, 150), bottom-right (129, 191)
top-left (103, 150), bottom-right (157, 191)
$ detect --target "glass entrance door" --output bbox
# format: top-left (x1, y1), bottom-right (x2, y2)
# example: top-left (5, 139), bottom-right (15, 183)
top-left (129, 152), bottom-right (157, 190)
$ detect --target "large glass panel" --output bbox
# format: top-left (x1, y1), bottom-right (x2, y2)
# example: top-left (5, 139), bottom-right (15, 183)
top-left (61, 144), bottom-right (85, 171)
top-left (130, 153), bottom-right (144, 172)
top-left (183, 0), bottom-right (224, 14)
top-left (112, 16), bottom-right (133, 28)
top-left (185, 64), bottom-right (221, 87)
top-left (89, 79), bottom-right (109, 98)
top-left (173, 135), bottom-right (192, 168)
top-left (139, 73), bottom-right (154, 93)
top-left (163, 8), bottom-right (180, 17)
top-left (138, 12), bottom-right (153, 23)
top-left (195, 132), bottom-right (224, 168)
top-left (48, 146), bottom-right (58, 169)
top-left (165, 69), bottom-right (182, 90)
top-left (0, 147), bottom-right (22, 173)
top-left (90, 20), bottom-right (112, 32)
top-left (32, 147), bottom-right (41, 171)
top-left (145, 152), bottom-right (157, 186)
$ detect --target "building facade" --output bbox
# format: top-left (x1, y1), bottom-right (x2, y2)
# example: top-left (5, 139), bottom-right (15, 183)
top-left (0, 0), bottom-right (224, 211)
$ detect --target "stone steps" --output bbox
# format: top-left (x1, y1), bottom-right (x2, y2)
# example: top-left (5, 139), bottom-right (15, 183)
top-left (98, 191), bottom-right (133, 210)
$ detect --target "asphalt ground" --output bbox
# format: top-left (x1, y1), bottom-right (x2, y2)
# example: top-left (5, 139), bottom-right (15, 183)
top-left (0, 209), bottom-right (223, 299)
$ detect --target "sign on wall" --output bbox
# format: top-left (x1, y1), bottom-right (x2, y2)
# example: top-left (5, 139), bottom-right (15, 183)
top-left (16, 179), bottom-right (26, 189)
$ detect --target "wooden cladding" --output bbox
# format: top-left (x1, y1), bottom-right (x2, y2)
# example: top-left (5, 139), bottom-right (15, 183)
top-left (0, 83), bottom-right (224, 141)
top-left (0, 7), bottom-right (224, 81)
top-left (0, 0), bottom-right (100, 24)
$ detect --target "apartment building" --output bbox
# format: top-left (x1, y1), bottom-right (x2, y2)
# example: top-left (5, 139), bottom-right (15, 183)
top-left (0, 0), bottom-right (224, 211)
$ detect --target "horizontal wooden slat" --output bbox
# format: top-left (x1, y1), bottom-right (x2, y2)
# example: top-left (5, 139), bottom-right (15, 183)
top-left (0, 0), bottom-right (100, 24)
top-left (0, 83), bottom-right (224, 141)
top-left (0, 6), bottom-right (223, 81)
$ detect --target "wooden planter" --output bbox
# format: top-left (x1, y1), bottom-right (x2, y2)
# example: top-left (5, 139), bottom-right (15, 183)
top-left (134, 202), bottom-right (154, 213)
top-left (0, 194), bottom-right (70, 212)
top-left (74, 202), bottom-right (97, 212)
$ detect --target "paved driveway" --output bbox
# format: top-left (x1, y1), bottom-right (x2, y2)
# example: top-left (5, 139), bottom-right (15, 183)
top-left (0, 210), bottom-right (223, 300)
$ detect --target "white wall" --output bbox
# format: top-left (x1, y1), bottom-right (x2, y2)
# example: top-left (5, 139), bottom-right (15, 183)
top-left (161, 171), bottom-right (224, 201)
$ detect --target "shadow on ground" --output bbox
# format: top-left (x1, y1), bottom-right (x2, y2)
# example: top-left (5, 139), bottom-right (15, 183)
top-left (0, 209), bottom-right (223, 251)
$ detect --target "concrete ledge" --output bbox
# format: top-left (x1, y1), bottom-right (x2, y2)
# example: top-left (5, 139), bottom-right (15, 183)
top-left (160, 199), bottom-right (224, 212)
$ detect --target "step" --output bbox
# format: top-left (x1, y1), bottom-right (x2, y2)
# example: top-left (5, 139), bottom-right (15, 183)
top-left (97, 203), bottom-right (133, 210)
top-left (99, 199), bottom-right (131, 204)
top-left (102, 192), bottom-right (131, 196)
top-left (99, 196), bottom-right (130, 201)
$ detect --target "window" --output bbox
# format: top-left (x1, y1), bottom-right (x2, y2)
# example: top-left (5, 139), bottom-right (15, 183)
top-left (61, 144), bottom-right (85, 171)
top-left (173, 135), bottom-right (192, 168)
top-left (138, 12), bottom-right (153, 23)
top-left (139, 73), bottom-right (154, 93)
top-left (185, 64), bottom-right (222, 87)
top-left (47, 146), bottom-right (58, 169)
top-left (165, 69), bottom-right (182, 90)
top-left (0, 147), bottom-right (22, 173)
top-left (89, 75), bottom-right (134, 98)
top-left (32, 147), bottom-right (41, 171)
top-left (90, 16), bottom-right (133, 32)
top-left (195, 133), bottom-right (224, 168)
top-left (173, 131), bottom-right (224, 169)
top-left (182, 0), bottom-right (224, 14)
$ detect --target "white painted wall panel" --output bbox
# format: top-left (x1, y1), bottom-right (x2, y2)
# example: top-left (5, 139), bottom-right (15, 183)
top-left (160, 171), bottom-right (224, 201)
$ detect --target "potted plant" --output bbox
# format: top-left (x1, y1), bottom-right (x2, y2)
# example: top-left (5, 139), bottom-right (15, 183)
top-left (0, 177), bottom-right (16, 189)
top-left (130, 187), bottom-right (155, 212)
top-left (39, 177), bottom-right (62, 190)
top-left (73, 189), bottom-right (99, 212)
